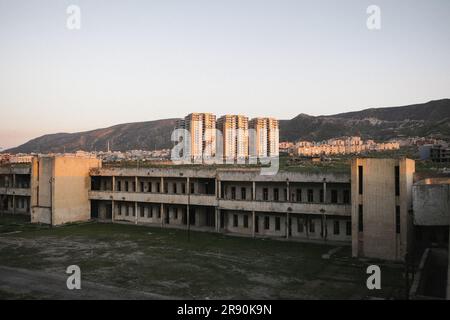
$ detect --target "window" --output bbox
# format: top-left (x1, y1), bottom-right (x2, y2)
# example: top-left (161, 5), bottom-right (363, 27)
top-left (173, 183), bottom-right (177, 194)
top-left (231, 187), bottom-right (236, 200)
top-left (147, 206), bottom-right (153, 218)
top-left (319, 189), bottom-right (324, 203)
top-left (117, 181), bottom-right (121, 191)
top-left (148, 182), bottom-right (152, 193)
top-left (157, 208), bottom-right (161, 218)
top-left (395, 206), bottom-right (400, 234)
top-left (241, 187), bottom-right (246, 200)
top-left (343, 190), bottom-right (350, 204)
top-left (140, 206), bottom-right (145, 217)
top-left (284, 188), bottom-right (288, 201)
top-left (132, 182), bottom-right (136, 192)
top-left (274, 188), bottom-right (279, 201)
top-left (395, 166), bottom-right (400, 196)
top-left (275, 217), bottom-right (281, 231)
top-left (125, 205), bottom-right (129, 216)
top-left (358, 205), bottom-right (363, 232)
top-left (125, 181), bottom-right (129, 192)
top-left (263, 188), bottom-right (269, 201)
top-left (140, 182), bottom-right (145, 192)
top-left (264, 216), bottom-right (270, 229)
top-left (358, 165), bottom-right (363, 195)
top-left (181, 183), bottom-right (186, 194)
top-left (190, 183), bottom-right (195, 194)
top-left (307, 189), bottom-right (314, 202)
top-left (243, 215), bottom-right (249, 228)
top-left (297, 219), bottom-right (304, 233)
top-left (175, 208), bottom-right (179, 220)
top-left (346, 221), bottom-right (351, 236)
top-left (164, 183), bottom-right (168, 193)
top-left (309, 220), bottom-right (315, 233)
top-left (331, 190), bottom-right (338, 203)
top-left (296, 189), bottom-right (302, 202)
top-left (333, 220), bottom-right (340, 235)
top-left (233, 214), bottom-right (238, 227)
top-left (156, 182), bottom-right (160, 193)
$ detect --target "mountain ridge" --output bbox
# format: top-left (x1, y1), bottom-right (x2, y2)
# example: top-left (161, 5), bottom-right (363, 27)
top-left (5, 99), bottom-right (450, 154)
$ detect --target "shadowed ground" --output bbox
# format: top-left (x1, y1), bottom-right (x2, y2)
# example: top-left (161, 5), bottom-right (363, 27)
top-left (0, 215), bottom-right (405, 299)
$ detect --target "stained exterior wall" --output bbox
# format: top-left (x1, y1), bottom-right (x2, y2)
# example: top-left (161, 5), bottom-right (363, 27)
top-left (31, 155), bottom-right (101, 225)
top-left (351, 158), bottom-right (415, 261)
top-left (89, 167), bottom-right (352, 243)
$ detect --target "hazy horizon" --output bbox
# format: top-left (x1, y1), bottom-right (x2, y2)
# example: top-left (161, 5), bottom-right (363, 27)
top-left (1, 0), bottom-right (450, 149)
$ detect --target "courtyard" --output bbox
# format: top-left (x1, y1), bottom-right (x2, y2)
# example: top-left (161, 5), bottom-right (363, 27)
top-left (0, 214), bottom-right (405, 299)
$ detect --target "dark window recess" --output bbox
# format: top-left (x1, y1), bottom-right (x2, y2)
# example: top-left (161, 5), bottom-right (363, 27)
top-left (243, 215), bottom-right (249, 228)
top-left (358, 165), bottom-right (363, 195)
top-left (275, 217), bottom-right (281, 231)
top-left (173, 183), bottom-right (177, 194)
top-left (274, 188), bottom-right (279, 201)
top-left (396, 206), bottom-right (401, 234)
top-left (358, 205), bottom-right (363, 232)
top-left (190, 183), bottom-right (195, 194)
top-left (343, 190), bottom-right (350, 204)
top-left (264, 216), bottom-right (270, 229)
top-left (140, 182), bottom-right (145, 192)
top-left (241, 187), bottom-right (246, 200)
top-left (284, 188), bottom-right (288, 201)
top-left (263, 188), bottom-right (269, 201)
top-left (296, 189), bottom-right (302, 202)
top-left (233, 214), bottom-right (238, 227)
top-left (319, 189), bottom-right (324, 203)
top-left (346, 221), bottom-right (351, 236)
top-left (331, 190), bottom-right (338, 203)
top-left (125, 181), bottom-right (129, 192)
top-left (395, 166), bottom-right (400, 196)
top-left (231, 187), bottom-right (236, 200)
top-left (333, 220), bottom-right (340, 235)
top-left (307, 189), bottom-right (314, 202)
top-left (181, 183), bottom-right (186, 194)
top-left (156, 182), bottom-right (160, 193)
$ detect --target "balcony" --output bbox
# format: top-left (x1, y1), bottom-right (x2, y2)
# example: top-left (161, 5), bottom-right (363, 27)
top-left (218, 199), bottom-right (350, 216)
top-left (0, 187), bottom-right (31, 197)
top-left (88, 190), bottom-right (217, 206)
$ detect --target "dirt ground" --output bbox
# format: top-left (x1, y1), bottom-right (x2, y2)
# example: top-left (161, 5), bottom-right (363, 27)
top-left (0, 214), bottom-right (405, 299)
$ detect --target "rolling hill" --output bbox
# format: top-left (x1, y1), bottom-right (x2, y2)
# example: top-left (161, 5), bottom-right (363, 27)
top-left (6, 99), bottom-right (450, 154)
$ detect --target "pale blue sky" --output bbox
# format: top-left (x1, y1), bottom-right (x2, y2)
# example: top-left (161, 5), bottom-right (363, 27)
top-left (1, 0), bottom-right (449, 149)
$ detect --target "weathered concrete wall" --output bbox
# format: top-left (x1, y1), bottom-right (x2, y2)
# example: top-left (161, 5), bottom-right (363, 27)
top-left (351, 158), bottom-right (415, 261)
top-left (31, 155), bottom-right (101, 225)
top-left (52, 156), bottom-right (102, 225)
top-left (413, 183), bottom-right (450, 226)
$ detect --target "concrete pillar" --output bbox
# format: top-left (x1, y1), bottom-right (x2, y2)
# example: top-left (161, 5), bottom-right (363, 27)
top-left (160, 203), bottom-right (164, 227)
top-left (323, 179), bottom-right (327, 203)
top-left (286, 212), bottom-right (290, 239)
top-left (12, 195), bottom-right (16, 215)
top-left (161, 177), bottom-right (164, 193)
top-left (112, 176), bottom-right (115, 223)
top-left (286, 180), bottom-right (290, 202)
top-left (252, 211), bottom-right (255, 238)
top-left (217, 180), bottom-right (221, 199)
top-left (215, 207), bottom-right (220, 232)
top-left (12, 174), bottom-right (16, 188)
top-left (135, 202), bottom-right (138, 225)
top-left (252, 181), bottom-right (256, 200)
top-left (135, 176), bottom-right (138, 193)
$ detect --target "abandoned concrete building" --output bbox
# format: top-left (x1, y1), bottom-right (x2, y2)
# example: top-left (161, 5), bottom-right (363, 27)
top-left (1, 155), bottom-right (449, 293)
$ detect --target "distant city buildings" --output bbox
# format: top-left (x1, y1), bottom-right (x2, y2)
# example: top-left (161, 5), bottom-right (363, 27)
top-left (176, 113), bottom-right (279, 163)
top-left (419, 144), bottom-right (450, 163)
top-left (291, 136), bottom-right (400, 157)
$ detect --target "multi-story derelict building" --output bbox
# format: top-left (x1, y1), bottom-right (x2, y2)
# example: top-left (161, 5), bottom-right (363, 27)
top-left (1, 155), bottom-right (448, 269)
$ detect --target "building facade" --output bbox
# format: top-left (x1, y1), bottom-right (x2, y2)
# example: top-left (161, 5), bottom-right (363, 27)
top-left (351, 158), bottom-right (415, 261)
